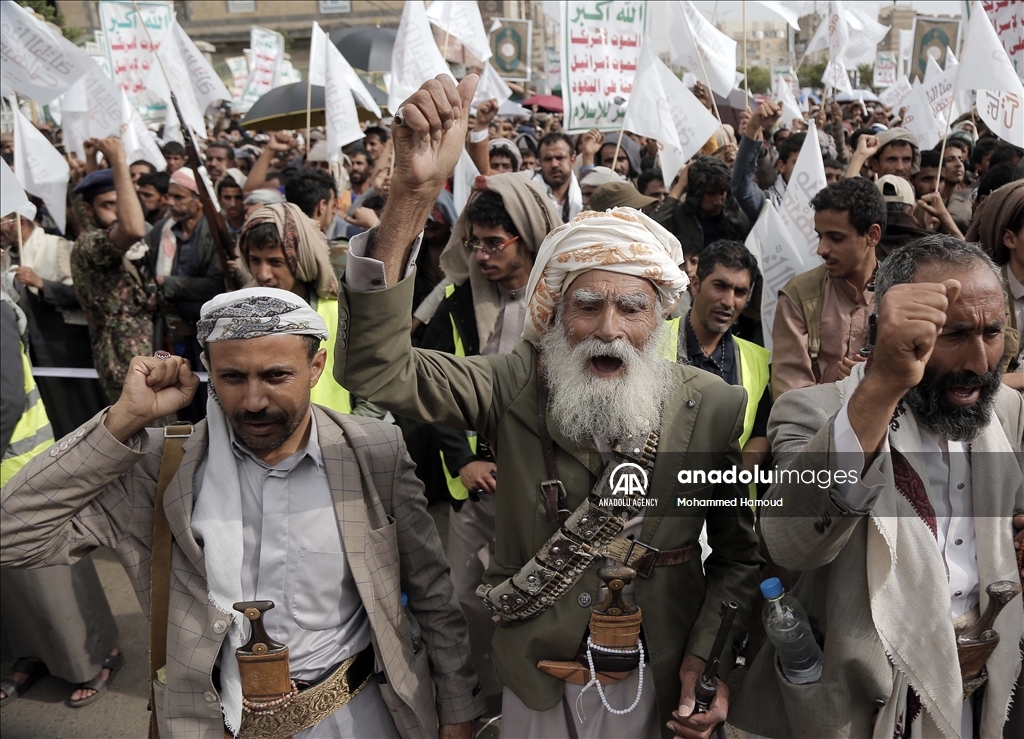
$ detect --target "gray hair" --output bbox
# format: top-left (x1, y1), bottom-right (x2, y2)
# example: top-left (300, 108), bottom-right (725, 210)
top-left (874, 234), bottom-right (1005, 310)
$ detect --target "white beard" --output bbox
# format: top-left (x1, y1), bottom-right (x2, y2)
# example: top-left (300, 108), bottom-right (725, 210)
top-left (540, 321), bottom-right (674, 443)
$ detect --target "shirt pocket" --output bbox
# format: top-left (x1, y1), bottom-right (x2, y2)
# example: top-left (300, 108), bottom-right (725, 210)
top-left (291, 549), bottom-right (346, 631)
top-left (365, 516), bottom-right (402, 625)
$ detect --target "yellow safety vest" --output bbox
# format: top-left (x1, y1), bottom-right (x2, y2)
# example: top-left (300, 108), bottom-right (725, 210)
top-left (441, 284), bottom-right (477, 502)
top-left (1, 345), bottom-right (55, 486)
top-left (664, 317), bottom-right (770, 446)
top-left (310, 298), bottom-right (353, 415)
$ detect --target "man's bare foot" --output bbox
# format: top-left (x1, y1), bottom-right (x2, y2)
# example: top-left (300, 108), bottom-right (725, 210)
top-left (70, 647), bottom-right (120, 703)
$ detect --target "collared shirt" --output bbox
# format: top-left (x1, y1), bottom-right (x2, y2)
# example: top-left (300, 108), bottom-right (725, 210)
top-left (833, 406), bottom-right (978, 737)
top-left (481, 287), bottom-right (528, 357)
top-left (772, 271), bottom-right (874, 400)
top-left (215, 417), bottom-right (372, 682)
top-left (530, 170), bottom-right (582, 223)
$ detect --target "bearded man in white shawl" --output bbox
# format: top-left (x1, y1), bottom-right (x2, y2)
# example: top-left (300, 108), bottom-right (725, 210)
top-left (333, 74), bottom-right (761, 739)
top-left (730, 234), bottom-right (1024, 739)
top-left (0, 286), bottom-right (484, 738)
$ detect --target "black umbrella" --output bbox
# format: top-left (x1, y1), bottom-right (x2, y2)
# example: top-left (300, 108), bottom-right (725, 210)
top-left (240, 81), bottom-right (389, 130)
top-left (712, 88), bottom-right (758, 130)
top-left (329, 26), bottom-right (397, 72)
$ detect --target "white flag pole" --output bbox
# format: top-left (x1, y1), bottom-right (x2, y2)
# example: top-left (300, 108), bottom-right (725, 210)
top-left (607, 124), bottom-right (628, 183)
top-left (681, 4), bottom-right (723, 124)
top-left (305, 73), bottom-right (313, 153)
top-left (743, 1), bottom-right (750, 111)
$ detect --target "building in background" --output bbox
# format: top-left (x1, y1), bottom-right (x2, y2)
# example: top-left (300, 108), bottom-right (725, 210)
top-left (718, 19), bottom-right (793, 72)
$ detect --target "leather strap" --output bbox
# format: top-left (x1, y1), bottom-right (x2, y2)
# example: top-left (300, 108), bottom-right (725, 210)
top-left (536, 365), bottom-right (564, 523)
top-left (603, 537), bottom-right (699, 578)
top-left (149, 424), bottom-right (193, 739)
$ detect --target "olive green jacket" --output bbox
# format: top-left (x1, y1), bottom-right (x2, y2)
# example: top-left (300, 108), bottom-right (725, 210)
top-left (334, 275), bottom-right (762, 736)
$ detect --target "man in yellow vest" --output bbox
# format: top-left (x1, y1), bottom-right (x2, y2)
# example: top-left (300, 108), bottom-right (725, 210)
top-left (420, 173), bottom-right (559, 710)
top-left (238, 202), bottom-right (355, 414)
top-left (664, 240), bottom-right (772, 471)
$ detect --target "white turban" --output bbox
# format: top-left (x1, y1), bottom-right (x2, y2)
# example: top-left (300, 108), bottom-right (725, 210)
top-left (523, 208), bottom-right (689, 344)
top-left (197, 287), bottom-right (328, 346)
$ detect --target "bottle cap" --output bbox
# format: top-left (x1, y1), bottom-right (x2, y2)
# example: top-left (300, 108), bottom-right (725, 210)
top-left (760, 577), bottom-right (784, 600)
top-left (401, 592), bottom-right (409, 607)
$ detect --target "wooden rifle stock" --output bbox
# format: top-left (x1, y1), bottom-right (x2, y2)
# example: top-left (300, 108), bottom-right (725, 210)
top-left (169, 92), bottom-right (240, 292)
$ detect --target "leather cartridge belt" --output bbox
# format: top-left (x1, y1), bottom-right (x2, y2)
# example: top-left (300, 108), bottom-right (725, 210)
top-left (235, 645), bottom-right (374, 739)
top-left (477, 431), bottom-right (697, 623)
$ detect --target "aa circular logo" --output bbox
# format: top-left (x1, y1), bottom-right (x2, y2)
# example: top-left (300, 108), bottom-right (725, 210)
top-left (610, 462), bottom-right (648, 497)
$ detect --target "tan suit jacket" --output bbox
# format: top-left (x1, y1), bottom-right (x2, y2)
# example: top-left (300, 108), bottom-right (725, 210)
top-left (0, 405), bottom-right (483, 738)
top-left (334, 276), bottom-right (763, 737)
top-left (729, 379), bottom-right (1024, 738)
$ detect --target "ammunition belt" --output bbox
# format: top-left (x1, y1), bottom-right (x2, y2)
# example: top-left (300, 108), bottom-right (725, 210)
top-left (479, 430), bottom-right (684, 623)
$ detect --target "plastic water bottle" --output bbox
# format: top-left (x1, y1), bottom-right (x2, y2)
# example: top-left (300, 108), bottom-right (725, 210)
top-left (760, 577), bottom-right (823, 684)
top-left (401, 593), bottom-right (422, 654)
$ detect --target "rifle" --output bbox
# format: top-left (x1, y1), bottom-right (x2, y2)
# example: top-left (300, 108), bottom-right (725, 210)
top-left (169, 91), bottom-right (241, 293)
top-left (692, 601), bottom-right (739, 714)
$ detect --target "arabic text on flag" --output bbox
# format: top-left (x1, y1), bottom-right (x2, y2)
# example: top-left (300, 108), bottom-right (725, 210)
top-left (561, 1), bottom-right (647, 133)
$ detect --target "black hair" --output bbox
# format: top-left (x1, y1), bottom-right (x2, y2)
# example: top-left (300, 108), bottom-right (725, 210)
top-left (350, 144), bottom-right (374, 167)
top-left (972, 136), bottom-right (1001, 169)
top-left (362, 192), bottom-right (387, 213)
top-left (989, 145), bottom-right (1024, 170)
top-left (810, 176), bottom-right (887, 235)
top-left (976, 163), bottom-right (1024, 199)
top-left (217, 174), bottom-right (243, 196)
top-left (848, 127), bottom-right (875, 153)
top-left (364, 126), bottom-right (389, 144)
top-left (943, 137), bottom-right (970, 157)
top-left (919, 149), bottom-right (941, 169)
top-left (778, 132), bottom-right (806, 166)
top-left (161, 141), bottom-right (185, 157)
top-left (284, 167), bottom-right (337, 218)
top-left (822, 157), bottom-right (844, 170)
top-left (137, 171), bottom-right (170, 195)
top-left (696, 239), bottom-right (760, 283)
top-left (772, 128), bottom-right (791, 148)
top-left (205, 141), bottom-right (235, 161)
top-left (637, 169), bottom-right (664, 196)
top-left (489, 145), bottom-right (517, 164)
top-left (131, 159), bottom-right (156, 174)
top-left (538, 132), bottom-right (574, 154)
top-left (465, 190), bottom-right (518, 238)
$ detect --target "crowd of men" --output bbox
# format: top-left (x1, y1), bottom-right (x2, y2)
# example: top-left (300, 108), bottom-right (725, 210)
top-left (1, 66), bottom-right (1023, 739)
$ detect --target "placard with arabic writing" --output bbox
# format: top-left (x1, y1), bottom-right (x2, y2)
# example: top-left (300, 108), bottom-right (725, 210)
top-left (560, 0), bottom-right (648, 133)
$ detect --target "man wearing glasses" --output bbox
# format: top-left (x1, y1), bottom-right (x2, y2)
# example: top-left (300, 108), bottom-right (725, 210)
top-left (418, 172), bottom-right (560, 713)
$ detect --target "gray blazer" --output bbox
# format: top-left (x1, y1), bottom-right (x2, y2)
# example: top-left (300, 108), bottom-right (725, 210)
top-left (0, 405), bottom-right (484, 738)
top-left (729, 379), bottom-right (1024, 739)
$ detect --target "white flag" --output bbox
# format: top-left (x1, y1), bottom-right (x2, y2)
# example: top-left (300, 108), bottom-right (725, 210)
top-left (904, 81), bottom-right (941, 151)
top-left (827, 1), bottom-right (850, 61)
top-left (669, 1), bottom-right (737, 98)
top-left (922, 55), bottom-right (959, 127)
top-left (753, 1), bottom-right (800, 31)
top-left (237, 27), bottom-right (285, 113)
top-left (310, 22), bottom-right (382, 119)
top-left (804, 3), bottom-right (889, 68)
top-left (60, 62), bottom-right (125, 159)
top-left (957, 1), bottom-right (1024, 147)
top-left (0, 158), bottom-right (29, 220)
top-left (453, 149), bottom-right (480, 215)
top-left (625, 41), bottom-right (719, 175)
top-left (773, 76), bottom-right (803, 128)
top-left (879, 75), bottom-right (913, 110)
top-left (822, 59), bottom-right (853, 95)
top-left (745, 200), bottom-right (806, 355)
top-left (426, 0), bottom-right (492, 62)
top-left (1, 1), bottom-right (91, 104)
top-left (225, 57), bottom-right (249, 102)
top-left (120, 91), bottom-right (167, 171)
top-left (12, 108), bottom-right (68, 234)
top-left (324, 32), bottom-right (365, 158)
top-left (172, 23), bottom-right (231, 116)
top-left (473, 62), bottom-right (513, 109)
top-left (778, 120), bottom-right (828, 261)
top-left (389, 1), bottom-right (454, 115)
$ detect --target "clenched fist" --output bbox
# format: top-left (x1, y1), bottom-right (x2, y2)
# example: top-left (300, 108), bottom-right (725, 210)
top-left (104, 355), bottom-right (201, 442)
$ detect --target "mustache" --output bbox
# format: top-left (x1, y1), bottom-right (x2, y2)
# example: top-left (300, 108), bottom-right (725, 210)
top-left (233, 409), bottom-right (287, 425)
top-left (924, 368), bottom-right (1001, 392)
top-left (574, 337), bottom-right (641, 363)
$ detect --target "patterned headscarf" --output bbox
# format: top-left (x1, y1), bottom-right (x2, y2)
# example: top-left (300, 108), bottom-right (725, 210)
top-left (197, 287), bottom-right (328, 346)
top-left (239, 202), bottom-right (337, 299)
top-left (523, 207), bottom-right (688, 344)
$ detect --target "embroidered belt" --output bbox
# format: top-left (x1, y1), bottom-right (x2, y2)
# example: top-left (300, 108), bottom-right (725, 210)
top-left (477, 431), bottom-right (698, 623)
top-left (236, 646), bottom-right (374, 739)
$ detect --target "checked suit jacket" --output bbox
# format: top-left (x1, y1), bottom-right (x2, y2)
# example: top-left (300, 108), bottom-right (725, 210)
top-left (0, 404), bottom-right (484, 738)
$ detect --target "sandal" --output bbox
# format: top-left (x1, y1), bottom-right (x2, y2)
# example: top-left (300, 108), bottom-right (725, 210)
top-left (69, 651), bottom-right (124, 708)
top-left (0, 657), bottom-right (48, 707)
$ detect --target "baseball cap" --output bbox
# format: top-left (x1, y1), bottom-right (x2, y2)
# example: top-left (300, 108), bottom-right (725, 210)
top-left (876, 174), bottom-right (915, 207)
top-left (589, 181), bottom-right (657, 212)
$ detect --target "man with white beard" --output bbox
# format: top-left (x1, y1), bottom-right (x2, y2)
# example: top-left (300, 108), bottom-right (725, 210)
top-left (334, 74), bottom-right (761, 739)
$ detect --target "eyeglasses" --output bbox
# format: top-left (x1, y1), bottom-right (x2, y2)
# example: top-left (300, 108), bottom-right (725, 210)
top-left (464, 234), bottom-right (519, 255)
